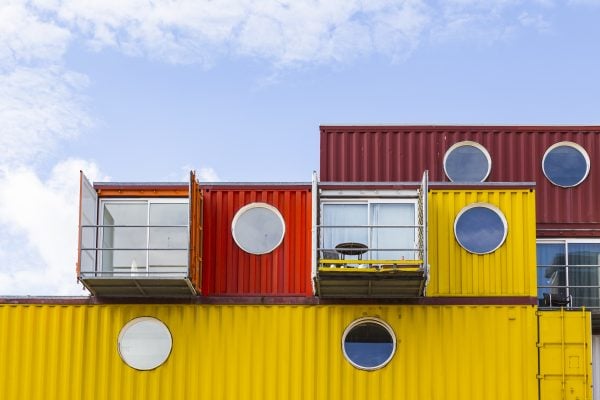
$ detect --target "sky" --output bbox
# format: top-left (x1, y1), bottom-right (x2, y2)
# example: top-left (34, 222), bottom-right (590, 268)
top-left (1, 0), bottom-right (600, 296)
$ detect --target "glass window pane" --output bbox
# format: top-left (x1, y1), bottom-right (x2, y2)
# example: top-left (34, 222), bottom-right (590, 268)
top-left (370, 203), bottom-right (415, 260)
top-left (102, 202), bottom-right (148, 272)
top-left (454, 205), bottom-right (507, 254)
top-left (569, 243), bottom-right (600, 308)
top-left (322, 204), bottom-right (368, 260)
top-left (537, 243), bottom-right (567, 304)
top-left (343, 320), bottom-right (395, 370)
top-left (232, 204), bottom-right (285, 255)
top-left (543, 144), bottom-right (589, 187)
top-left (149, 203), bottom-right (189, 271)
top-left (444, 143), bottom-right (490, 182)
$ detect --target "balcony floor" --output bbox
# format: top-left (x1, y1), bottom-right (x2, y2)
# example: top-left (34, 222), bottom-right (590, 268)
top-left (80, 276), bottom-right (197, 297)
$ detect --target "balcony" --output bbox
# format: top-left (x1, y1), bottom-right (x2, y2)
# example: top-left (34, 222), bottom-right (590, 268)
top-left (313, 172), bottom-right (429, 298)
top-left (77, 172), bottom-right (202, 297)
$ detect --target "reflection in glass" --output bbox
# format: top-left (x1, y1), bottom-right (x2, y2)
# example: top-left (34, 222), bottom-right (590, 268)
top-left (233, 205), bottom-right (285, 254)
top-left (343, 321), bottom-right (395, 370)
top-left (543, 145), bottom-right (588, 187)
top-left (102, 203), bottom-right (147, 273)
top-left (370, 203), bottom-right (415, 260)
top-left (445, 144), bottom-right (489, 182)
top-left (149, 203), bottom-right (188, 271)
top-left (455, 206), bottom-right (506, 254)
top-left (537, 243), bottom-right (566, 305)
top-left (322, 204), bottom-right (368, 260)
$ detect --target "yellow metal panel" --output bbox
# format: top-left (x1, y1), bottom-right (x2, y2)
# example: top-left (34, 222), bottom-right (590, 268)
top-left (0, 304), bottom-right (539, 400)
top-left (428, 189), bottom-right (537, 297)
top-left (538, 309), bottom-right (593, 400)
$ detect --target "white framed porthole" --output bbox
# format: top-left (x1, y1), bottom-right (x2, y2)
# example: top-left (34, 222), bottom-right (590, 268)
top-left (232, 202), bottom-right (285, 255)
top-left (118, 317), bottom-right (173, 370)
top-left (342, 318), bottom-right (396, 371)
top-left (443, 141), bottom-right (491, 182)
top-left (454, 203), bottom-right (508, 255)
top-left (542, 141), bottom-right (590, 188)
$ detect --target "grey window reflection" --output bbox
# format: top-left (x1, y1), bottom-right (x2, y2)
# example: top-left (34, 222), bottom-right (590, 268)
top-left (444, 143), bottom-right (490, 182)
top-left (343, 320), bottom-right (395, 370)
top-left (543, 144), bottom-right (589, 187)
top-left (232, 204), bottom-right (285, 255)
top-left (537, 242), bottom-right (600, 308)
top-left (102, 203), bottom-right (147, 273)
top-left (149, 203), bottom-right (189, 272)
top-left (455, 205), bottom-right (507, 254)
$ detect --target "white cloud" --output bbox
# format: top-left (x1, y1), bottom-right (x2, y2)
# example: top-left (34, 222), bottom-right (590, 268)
top-left (0, 67), bottom-right (91, 166)
top-left (0, 159), bottom-right (107, 295)
top-left (31, 0), bottom-right (431, 66)
top-left (518, 11), bottom-right (551, 32)
top-left (197, 167), bottom-right (220, 182)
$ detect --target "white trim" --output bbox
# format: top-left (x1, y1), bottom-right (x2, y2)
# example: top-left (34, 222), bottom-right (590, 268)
top-left (231, 202), bottom-right (286, 255)
top-left (443, 141), bottom-right (492, 182)
top-left (454, 203), bottom-right (508, 255)
top-left (341, 317), bottom-right (396, 371)
top-left (542, 141), bottom-right (590, 188)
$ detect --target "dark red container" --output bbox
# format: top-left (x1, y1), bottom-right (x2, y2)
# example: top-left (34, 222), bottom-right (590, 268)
top-left (321, 125), bottom-right (600, 235)
top-left (201, 184), bottom-right (313, 296)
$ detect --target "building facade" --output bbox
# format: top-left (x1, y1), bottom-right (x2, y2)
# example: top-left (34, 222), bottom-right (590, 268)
top-left (0, 125), bottom-right (596, 400)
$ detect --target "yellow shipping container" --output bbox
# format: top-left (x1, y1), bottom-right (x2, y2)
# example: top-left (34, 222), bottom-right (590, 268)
top-left (0, 303), bottom-right (544, 400)
top-left (427, 189), bottom-right (537, 297)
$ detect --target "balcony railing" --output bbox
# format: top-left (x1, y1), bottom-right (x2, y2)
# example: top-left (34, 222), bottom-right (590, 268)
top-left (317, 224), bottom-right (425, 271)
top-left (537, 264), bottom-right (600, 309)
top-left (79, 224), bottom-right (189, 278)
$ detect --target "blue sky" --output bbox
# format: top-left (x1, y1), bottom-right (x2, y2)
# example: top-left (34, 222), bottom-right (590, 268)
top-left (1, 0), bottom-right (600, 295)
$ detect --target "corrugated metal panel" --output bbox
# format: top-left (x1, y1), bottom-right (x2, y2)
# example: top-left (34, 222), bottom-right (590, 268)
top-left (320, 126), bottom-right (600, 233)
top-left (202, 187), bottom-right (313, 296)
top-left (428, 189), bottom-right (537, 297)
top-left (0, 304), bottom-right (539, 400)
top-left (538, 309), bottom-right (593, 400)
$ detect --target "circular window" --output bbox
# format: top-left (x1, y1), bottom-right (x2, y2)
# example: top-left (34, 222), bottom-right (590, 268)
top-left (443, 141), bottom-right (491, 182)
top-left (542, 142), bottom-right (590, 187)
top-left (118, 317), bottom-right (172, 370)
top-left (454, 203), bottom-right (508, 254)
top-left (232, 202), bottom-right (285, 255)
top-left (342, 318), bottom-right (396, 371)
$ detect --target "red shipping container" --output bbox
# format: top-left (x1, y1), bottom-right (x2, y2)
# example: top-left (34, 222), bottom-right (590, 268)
top-left (201, 184), bottom-right (313, 296)
top-left (320, 125), bottom-right (600, 236)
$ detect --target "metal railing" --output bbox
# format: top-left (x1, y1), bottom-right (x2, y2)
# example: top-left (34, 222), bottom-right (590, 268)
top-left (537, 264), bottom-right (600, 309)
top-left (317, 224), bottom-right (424, 268)
top-left (79, 224), bottom-right (189, 278)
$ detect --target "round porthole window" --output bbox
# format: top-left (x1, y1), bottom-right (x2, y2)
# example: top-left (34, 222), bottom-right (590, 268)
top-left (443, 141), bottom-right (491, 182)
top-left (118, 317), bottom-right (173, 370)
top-left (232, 202), bottom-right (285, 255)
top-left (342, 318), bottom-right (396, 371)
top-left (454, 203), bottom-right (508, 254)
top-left (542, 142), bottom-right (590, 187)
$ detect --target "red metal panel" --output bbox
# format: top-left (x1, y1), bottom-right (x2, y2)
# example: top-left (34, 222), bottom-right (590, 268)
top-left (202, 185), bottom-right (313, 296)
top-left (321, 126), bottom-right (600, 234)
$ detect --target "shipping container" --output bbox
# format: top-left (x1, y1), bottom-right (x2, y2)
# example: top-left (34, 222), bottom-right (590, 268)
top-left (0, 302), bottom-right (574, 400)
top-left (201, 184), bottom-right (313, 296)
top-left (76, 172), bottom-right (202, 297)
top-left (320, 126), bottom-right (600, 235)
top-left (427, 188), bottom-right (537, 298)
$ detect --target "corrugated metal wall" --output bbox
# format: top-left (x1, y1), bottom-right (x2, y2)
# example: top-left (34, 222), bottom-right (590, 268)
top-left (0, 304), bottom-right (540, 400)
top-left (538, 309), bottom-right (593, 400)
top-left (320, 126), bottom-right (600, 233)
top-left (427, 189), bottom-right (537, 297)
top-left (201, 186), bottom-right (313, 296)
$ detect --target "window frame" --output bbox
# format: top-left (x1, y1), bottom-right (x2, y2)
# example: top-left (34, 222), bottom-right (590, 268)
top-left (231, 202), bottom-right (286, 255)
top-left (319, 198), bottom-right (418, 260)
top-left (98, 197), bottom-right (190, 274)
top-left (341, 317), bottom-right (397, 371)
top-left (537, 238), bottom-right (600, 308)
top-left (542, 141), bottom-right (590, 188)
top-left (443, 140), bottom-right (492, 183)
top-left (118, 316), bottom-right (173, 370)
top-left (454, 202), bottom-right (508, 255)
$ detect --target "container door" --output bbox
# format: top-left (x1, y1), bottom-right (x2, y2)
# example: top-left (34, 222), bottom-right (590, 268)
top-left (77, 171), bottom-right (98, 277)
top-left (538, 310), bottom-right (592, 400)
top-left (188, 171), bottom-right (202, 293)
